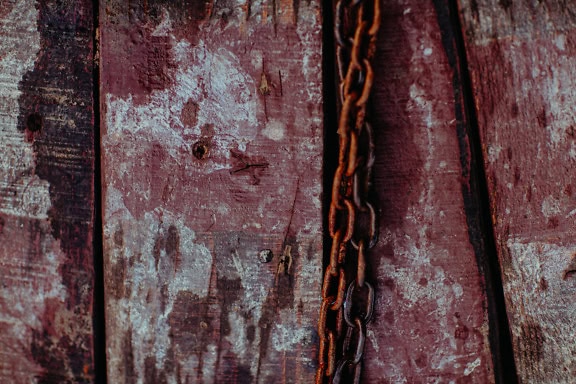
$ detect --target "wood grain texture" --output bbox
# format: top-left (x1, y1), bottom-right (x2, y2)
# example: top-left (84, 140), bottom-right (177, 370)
top-left (0, 0), bottom-right (95, 382)
top-left (459, 1), bottom-right (576, 382)
top-left (361, 1), bottom-right (495, 381)
top-left (100, 1), bottom-right (323, 382)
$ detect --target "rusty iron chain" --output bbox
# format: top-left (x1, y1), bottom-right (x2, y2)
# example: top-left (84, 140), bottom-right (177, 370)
top-left (316, 0), bottom-right (381, 383)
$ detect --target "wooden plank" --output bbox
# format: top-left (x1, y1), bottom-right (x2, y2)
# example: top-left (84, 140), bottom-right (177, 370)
top-left (100, 1), bottom-right (323, 382)
top-left (0, 1), bottom-right (96, 383)
top-left (459, 1), bottom-right (576, 382)
top-left (361, 1), bottom-right (496, 381)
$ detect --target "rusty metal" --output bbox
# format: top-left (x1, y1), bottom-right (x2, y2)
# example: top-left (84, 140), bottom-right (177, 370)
top-left (316, 0), bottom-right (381, 382)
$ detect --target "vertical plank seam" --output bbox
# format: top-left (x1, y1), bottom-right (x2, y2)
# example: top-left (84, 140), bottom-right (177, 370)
top-left (92, 0), bottom-right (107, 382)
top-left (321, 0), bottom-right (338, 276)
top-left (445, 1), bottom-right (519, 382)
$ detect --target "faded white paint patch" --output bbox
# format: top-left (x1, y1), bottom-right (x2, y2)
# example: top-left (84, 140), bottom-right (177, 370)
top-left (103, 185), bottom-right (134, 222)
top-left (151, 8), bottom-right (172, 36)
top-left (223, 246), bottom-right (272, 375)
top-left (103, 6), bottom-right (324, 382)
top-left (555, 34), bottom-right (566, 51)
top-left (452, 282), bottom-right (463, 298)
top-left (296, 1), bottom-right (323, 111)
top-left (0, 2), bottom-right (73, 381)
top-left (227, 311), bottom-right (250, 360)
top-left (409, 84), bottom-right (434, 136)
top-left (387, 78), bottom-right (463, 372)
top-left (0, 234), bottom-right (69, 382)
top-left (271, 317), bottom-right (310, 352)
top-left (505, 240), bottom-right (576, 378)
top-left (107, 208), bottom-right (213, 380)
top-left (106, 30), bottom-right (259, 170)
top-left (486, 144), bottom-right (503, 164)
top-left (464, 357), bottom-right (482, 376)
top-left (541, 195), bottom-right (561, 218)
top-left (367, 329), bottom-right (380, 353)
top-left (0, 2), bottom-right (50, 219)
top-left (540, 50), bottom-right (576, 150)
top-left (570, 142), bottom-right (576, 161)
top-left (261, 119), bottom-right (285, 141)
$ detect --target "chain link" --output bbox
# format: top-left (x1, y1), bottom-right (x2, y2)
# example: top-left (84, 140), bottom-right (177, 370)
top-left (316, 0), bottom-right (381, 382)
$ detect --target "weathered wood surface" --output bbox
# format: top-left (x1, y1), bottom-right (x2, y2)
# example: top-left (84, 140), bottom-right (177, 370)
top-left (100, 1), bottom-right (323, 382)
top-left (362, 1), bottom-right (496, 381)
top-left (460, 1), bottom-right (576, 382)
top-left (0, 1), bottom-right (96, 383)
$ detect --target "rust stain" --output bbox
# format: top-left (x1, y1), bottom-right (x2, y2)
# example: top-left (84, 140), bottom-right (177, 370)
top-left (276, 245), bottom-right (293, 276)
top-left (258, 71), bottom-right (271, 96)
top-left (279, 0), bottom-right (299, 25)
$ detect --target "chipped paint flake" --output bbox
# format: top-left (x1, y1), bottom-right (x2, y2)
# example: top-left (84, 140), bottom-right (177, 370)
top-left (541, 195), bottom-right (561, 219)
top-left (261, 119), bottom-right (286, 141)
top-left (464, 357), bottom-right (482, 376)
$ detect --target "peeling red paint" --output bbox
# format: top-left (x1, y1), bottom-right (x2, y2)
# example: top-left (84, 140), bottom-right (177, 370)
top-left (0, 0), bottom-right (95, 382)
top-left (101, 1), bottom-right (323, 382)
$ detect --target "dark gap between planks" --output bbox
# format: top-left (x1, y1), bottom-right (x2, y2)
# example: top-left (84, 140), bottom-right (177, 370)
top-left (92, 0), bottom-right (107, 382)
top-left (445, 0), bottom-right (519, 382)
top-left (321, 1), bottom-right (339, 276)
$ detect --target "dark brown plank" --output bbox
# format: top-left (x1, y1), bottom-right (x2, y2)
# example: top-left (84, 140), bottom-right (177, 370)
top-left (459, 0), bottom-right (576, 382)
top-left (0, 0), bottom-right (96, 382)
top-left (100, 1), bottom-right (323, 382)
top-left (361, 1), bottom-right (495, 381)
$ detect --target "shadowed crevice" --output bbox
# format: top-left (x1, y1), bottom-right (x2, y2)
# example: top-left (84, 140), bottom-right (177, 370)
top-left (93, 1), bottom-right (107, 383)
top-left (431, 1), bottom-right (519, 382)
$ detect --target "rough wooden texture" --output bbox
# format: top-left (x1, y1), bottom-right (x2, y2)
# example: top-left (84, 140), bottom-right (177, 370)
top-left (100, 1), bottom-right (323, 382)
top-left (0, 1), bottom-right (95, 382)
top-left (460, 1), bottom-right (576, 382)
top-left (362, 1), bottom-right (495, 381)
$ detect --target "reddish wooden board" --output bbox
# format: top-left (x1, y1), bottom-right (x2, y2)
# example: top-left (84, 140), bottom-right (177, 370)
top-left (100, 1), bottom-right (323, 382)
top-left (0, 0), bottom-right (96, 382)
top-left (361, 1), bottom-right (496, 381)
top-left (460, 1), bottom-right (576, 382)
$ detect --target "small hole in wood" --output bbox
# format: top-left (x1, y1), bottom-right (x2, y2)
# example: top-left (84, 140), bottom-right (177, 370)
top-left (258, 249), bottom-right (273, 263)
top-left (192, 141), bottom-right (209, 160)
top-left (27, 113), bottom-right (42, 132)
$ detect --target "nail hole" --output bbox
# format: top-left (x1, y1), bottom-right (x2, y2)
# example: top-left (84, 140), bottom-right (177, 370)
top-left (26, 113), bottom-right (42, 132)
top-left (192, 141), bottom-right (209, 160)
top-left (258, 249), bottom-right (273, 263)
